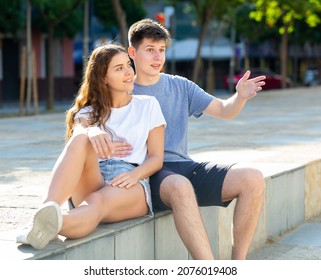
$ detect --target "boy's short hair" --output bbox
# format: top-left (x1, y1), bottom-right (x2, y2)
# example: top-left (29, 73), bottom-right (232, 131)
top-left (128, 18), bottom-right (171, 49)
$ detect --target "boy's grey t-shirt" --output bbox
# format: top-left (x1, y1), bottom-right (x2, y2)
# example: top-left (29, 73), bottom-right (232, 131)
top-left (134, 73), bottom-right (214, 162)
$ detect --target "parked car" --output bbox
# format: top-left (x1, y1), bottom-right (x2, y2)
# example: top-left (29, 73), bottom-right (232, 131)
top-left (304, 68), bottom-right (321, 86)
top-left (223, 68), bottom-right (292, 90)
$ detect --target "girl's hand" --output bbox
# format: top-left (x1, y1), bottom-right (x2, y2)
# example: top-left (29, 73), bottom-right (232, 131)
top-left (87, 127), bottom-right (133, 158)
top-left (110, 171), bottom-right (139, 189)
top-left (87, 127), bottom-right (114, 158)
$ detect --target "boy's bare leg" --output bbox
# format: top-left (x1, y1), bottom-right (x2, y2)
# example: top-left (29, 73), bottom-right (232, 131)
top-left (221, 164), bottom-right (265, 260)
top-left (160, 175), bottom-right (214, 260)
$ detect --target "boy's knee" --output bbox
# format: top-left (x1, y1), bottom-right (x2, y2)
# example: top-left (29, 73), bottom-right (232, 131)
top-left (249, 168), bottom-right (265, 188)
top-left (227, 165), bottom-right (265, 198)
top-left (243, 168), bottom-right (265, 198)
top-left (160, 175), bottom-right (196, 206)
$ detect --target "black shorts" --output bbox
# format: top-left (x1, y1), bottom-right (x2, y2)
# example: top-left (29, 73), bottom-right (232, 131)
top-left (149, 161), bottom-right (235, 210)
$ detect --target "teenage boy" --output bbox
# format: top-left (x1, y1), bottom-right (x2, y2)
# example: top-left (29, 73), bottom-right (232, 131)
top-left (90, 19), bottom-right (266, 260)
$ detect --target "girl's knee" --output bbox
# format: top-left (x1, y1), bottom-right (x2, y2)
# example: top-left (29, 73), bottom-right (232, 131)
top-left (86, 191), bottom-right (104, 207)
top-left (64, 133), bottom-right (96, 161)
top-left (68, 133), bottom-right (90, 149)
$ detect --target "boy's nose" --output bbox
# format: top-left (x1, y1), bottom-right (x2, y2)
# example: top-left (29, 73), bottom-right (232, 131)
top-left (154, 52), bottom-right (161, 59)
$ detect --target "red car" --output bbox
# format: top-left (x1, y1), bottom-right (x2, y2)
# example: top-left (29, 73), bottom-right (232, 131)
top-left (224, 68), bottom-right (292, 90)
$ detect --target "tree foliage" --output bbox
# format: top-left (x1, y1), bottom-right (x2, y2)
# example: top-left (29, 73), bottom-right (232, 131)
top-left (31, 0), bottom-right (83, 38)
top-left (292, 13), bottom-right (321, 43)
top-left (0, 0), bottom-right (24, 34)
top-left (244, 0), bottom-right (321, 87)
top-left (94, 0), bottom-right (146, 34)
top-left (232, 3), bottom-right (277, 43)
top-left (176, 0), bottom-right (240, 82)
top-left (247, 0), bottom-right (321, 34)
top-left (30, 0), bottom-right (84, 111)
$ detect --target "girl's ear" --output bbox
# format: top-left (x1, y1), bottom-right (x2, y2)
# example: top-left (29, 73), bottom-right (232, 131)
top-left (128, 46), bottom-right (135, 59)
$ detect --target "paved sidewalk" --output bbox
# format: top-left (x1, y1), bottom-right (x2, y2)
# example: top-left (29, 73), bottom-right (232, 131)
top-left (247, 214), bottom-right (321, 259)
top-left (1, 86), bottom-right (321, 259)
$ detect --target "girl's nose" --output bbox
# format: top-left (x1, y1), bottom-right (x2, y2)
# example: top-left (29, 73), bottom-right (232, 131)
top-left (125, 66), bottom-right (134, 75)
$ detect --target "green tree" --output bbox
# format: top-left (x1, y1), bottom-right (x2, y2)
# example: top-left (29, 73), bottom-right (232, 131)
top-left (31, 0), bottom-right (84, 111)
top-left (231, 2), bottom-right (279, 70)
top-left (94, 0), bottom-right (146, 48)
top-left (190, 0), bottom-right (219, 83)
top-left (247, 0), bottom-right (321, 88)
top-left (111, 0), bottom-right (128, 48)
top-left (0, 0), bottom-right (24, 35)
top-left (169, 0), bottom-right (240, 84)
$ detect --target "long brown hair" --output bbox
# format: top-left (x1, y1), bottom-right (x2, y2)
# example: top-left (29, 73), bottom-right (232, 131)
top-left (65, 44), bottom-right (127, 140)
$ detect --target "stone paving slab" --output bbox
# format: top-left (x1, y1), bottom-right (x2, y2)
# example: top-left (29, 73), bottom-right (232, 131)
top-left (248, 215), bottom-right (321, 260)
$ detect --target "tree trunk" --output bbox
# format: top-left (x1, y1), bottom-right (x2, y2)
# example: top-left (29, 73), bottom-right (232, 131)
top-left (112, 0), bottom-right (128, 48)
top-left (192, 23), bottom-right (208, 84)
top-left (280, 30), bottom-right (288, 89)
top-left (47, 23), bottom-right (55, 111)
top-left (37, 0), bottom-right (84, 111)
top-left (244, 38), bottom-right (250, 69)
top-left (206, 62), bottom-right (215, 94)
top-left (192, 1), bottom-right (217, 84)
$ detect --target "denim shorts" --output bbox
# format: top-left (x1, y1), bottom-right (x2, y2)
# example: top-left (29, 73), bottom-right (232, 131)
top-left (68, 159), bottom-right (153, 218)
top-left (98, 159), bottom-right (153, 218)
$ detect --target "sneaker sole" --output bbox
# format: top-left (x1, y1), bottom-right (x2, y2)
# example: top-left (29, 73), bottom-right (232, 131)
top-left (27, 202), bottom-right (62, 250)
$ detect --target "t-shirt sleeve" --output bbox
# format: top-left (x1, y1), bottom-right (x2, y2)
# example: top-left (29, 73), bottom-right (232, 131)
top-left (74, 106), bottom-right (93, 121)
top-left (185, 78), bottom-right (214, 118)
top-left (149, 97), bottom-right (167, 130)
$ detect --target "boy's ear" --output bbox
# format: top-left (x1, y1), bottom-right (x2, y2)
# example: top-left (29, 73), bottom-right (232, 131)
top-left (128, 46), bottom-right (135, 59)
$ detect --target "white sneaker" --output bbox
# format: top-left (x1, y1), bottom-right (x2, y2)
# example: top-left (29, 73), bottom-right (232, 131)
top-left (16, 201), bottom-right (63, 250)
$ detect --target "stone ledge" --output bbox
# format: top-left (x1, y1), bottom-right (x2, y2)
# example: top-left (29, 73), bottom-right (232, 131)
top-left (1, 159), bottom-right (320, 260)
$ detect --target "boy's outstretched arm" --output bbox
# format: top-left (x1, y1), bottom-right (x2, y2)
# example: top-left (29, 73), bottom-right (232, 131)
top-left (203, 70), bottom-right (266, 120)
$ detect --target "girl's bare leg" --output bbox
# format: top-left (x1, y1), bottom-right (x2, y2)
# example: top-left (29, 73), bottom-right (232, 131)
top-left (16, 132), bottom-right (104, 249)
top-left (44, 132), bottom-right (104, 205)
top-left (60, 182), bottom-right (148, 238)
